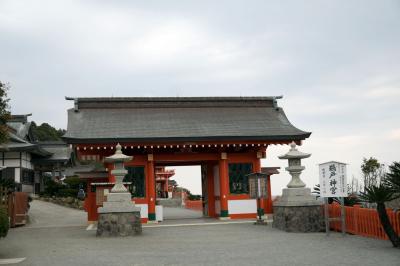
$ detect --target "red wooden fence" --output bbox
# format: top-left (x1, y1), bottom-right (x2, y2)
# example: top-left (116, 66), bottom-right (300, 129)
top-left (185, 200), bottom-right (203, 211)
top-left (329, 204), bottom-right (400, 240)
top-left (9, 192), bottom-right (29, 227)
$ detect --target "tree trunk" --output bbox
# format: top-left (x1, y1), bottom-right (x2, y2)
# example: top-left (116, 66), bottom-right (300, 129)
top-left (376, 203), bottom-right (400, 248)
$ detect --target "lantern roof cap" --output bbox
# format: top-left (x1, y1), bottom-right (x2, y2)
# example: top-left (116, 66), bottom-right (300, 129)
top-left (278, 141), bottom-right (311, 160)
top-left (104, 143), bottom-right (132, 163)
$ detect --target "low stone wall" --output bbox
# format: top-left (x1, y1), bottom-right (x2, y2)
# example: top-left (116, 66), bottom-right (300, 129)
top-left (37, 197), bottom-right (84, 210)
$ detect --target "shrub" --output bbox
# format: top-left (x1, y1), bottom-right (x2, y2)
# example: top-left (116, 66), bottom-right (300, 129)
top-left (0, 177), bottom-right (15, 191)
top-left (64, 176), bottom-right (86, 190)
top-left (43, 179), bottom-right (64, 196)
top-left (188, 194), bottom-right (201, 201)
top-left (56, 188), bottom-right (78, 198)
top-left (43, 177), bottom-right (85, 199)
top-left (0, 207), bottom-right (9, 238)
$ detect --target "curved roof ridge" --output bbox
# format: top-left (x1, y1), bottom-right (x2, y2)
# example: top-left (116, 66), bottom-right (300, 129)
top-left (66, 96), bottom-right (284, 110)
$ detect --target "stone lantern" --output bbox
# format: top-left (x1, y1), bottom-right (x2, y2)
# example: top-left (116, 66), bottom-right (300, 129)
top-left (96, 143), bottom-right (142, 237)
top-left (272, 141), bottom-right (323, 232)
top-left (105, 143), bottom-right (132, 193)
top-left (278, 141), bottom-right (310, 189)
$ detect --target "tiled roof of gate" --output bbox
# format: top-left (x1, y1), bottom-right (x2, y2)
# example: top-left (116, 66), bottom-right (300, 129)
top-left (63, 97), bottom-right (311, 143)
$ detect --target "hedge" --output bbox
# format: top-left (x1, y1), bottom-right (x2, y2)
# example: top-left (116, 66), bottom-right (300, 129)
top-left (0, 207), bottom-right (9, 238)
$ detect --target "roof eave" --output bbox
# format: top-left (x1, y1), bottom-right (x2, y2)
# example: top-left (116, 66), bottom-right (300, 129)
top-left (62, 133), bottom-right (311, 144)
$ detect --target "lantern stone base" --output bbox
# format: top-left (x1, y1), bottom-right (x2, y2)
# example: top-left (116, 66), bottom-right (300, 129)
top-left (272, 188), bottom-right (323, 232)
top-left (272, 205), bottom-right (324, 232)
top-left (97, 212), bottom-right (142, 237)
top-left (96, 192), bottom-right (142, 237)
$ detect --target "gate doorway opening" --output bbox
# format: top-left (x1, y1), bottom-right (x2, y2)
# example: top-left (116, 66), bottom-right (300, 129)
top-left (157, 165), bottom-right (205, 221)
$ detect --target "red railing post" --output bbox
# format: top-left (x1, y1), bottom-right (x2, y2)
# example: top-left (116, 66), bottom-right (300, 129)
top-left (353, 205), bottom-right (360, 236)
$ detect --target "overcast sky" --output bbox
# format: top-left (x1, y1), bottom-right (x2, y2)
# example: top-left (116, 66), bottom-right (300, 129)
top-left (1, 0), bottom-right (399, 195)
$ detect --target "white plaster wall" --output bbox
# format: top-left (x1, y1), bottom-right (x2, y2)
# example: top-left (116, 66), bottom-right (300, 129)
top-left (22, 152), bottom-right (33, 169)
top-left (135, 204), bottom-right (148, 219)
top-left (213, 165), bottom-right (220, 196)
top-left (4, 159), bottom-right (20, 167)
top-left (228, 199), bottom-right (257, 214)
top-left (156, 205), bottom-right (163, 222)
top-left (215, 200), bottom-right (221, 215)
top-left (14, 168), bottom-right (21, 183)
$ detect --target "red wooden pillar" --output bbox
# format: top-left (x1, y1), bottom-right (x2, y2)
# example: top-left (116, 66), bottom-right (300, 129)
top-left (254, 158), bottom-right (265, 217)
top-left (107, 163), bottom-right (115, 183)
top-left (87, 183), bottom-right (97, 223)
top-left (207, 162), bottom-right (216, 217)
top-left (147, 154), bottom-right (156, 221)
top-left (265, 175), bottom-right (273, 214)
top-left (219, 153), bottom-right (229, 218)
top-left (164, 177), bottom-right (169, 196)
top-left (257, 148), bottom-right (273, 214)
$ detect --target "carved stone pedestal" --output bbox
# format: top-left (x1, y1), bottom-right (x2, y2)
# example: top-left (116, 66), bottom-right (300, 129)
top-left (97, 212), bottom-right (141, 237)
top-left (96, 192), bottom-right (142, 237)
top-left (273, 188), bottom-right (323, 232)
top-left (273, 205), bottom-right (323, 232)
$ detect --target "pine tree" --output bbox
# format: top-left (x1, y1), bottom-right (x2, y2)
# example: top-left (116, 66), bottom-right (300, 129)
top-left (0, 82), bottom-right (11, 144)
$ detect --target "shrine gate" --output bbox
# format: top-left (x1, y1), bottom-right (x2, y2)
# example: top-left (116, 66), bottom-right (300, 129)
top-left (63, 97), bottom-right (310, 223)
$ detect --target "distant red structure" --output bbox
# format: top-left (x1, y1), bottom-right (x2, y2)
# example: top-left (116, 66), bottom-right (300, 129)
top-left (155, 166), bottom-right (175, 198)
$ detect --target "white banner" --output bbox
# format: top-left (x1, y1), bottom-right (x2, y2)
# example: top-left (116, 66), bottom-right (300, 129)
top-left (319, 161), bottom-right (348, 198)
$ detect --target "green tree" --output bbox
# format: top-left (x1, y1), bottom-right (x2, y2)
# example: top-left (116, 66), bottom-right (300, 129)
top-left (359, 160), bottom-right (400, 248)
top-left (385, 162), bottom-right (400, 193)
top-left (361, 157), bottom-right (384, 191)
top-left (0, 81), bottom-right (11, 144)
top-left (31, 122), bottom-right (66, 141)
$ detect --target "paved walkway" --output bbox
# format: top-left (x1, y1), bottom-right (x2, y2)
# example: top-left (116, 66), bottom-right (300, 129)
top-left (27, 200), bottom-right (87, 228)
top-left (163, 206), bottom-right (203, 220)
top-left (0, 200), bottom-right (398, 265)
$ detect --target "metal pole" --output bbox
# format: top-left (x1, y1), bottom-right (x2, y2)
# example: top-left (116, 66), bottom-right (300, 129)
top-left (324, 197), bottom-right (330, 236)
top-left (340, 197), bottom-right (346, 236)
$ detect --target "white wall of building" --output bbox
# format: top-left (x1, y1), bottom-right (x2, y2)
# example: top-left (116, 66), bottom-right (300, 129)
top-left (14, 168), bottom-right (21, 183)
top-left (228, 199), bottom-right (257, 214)
top-left (2, 159), bottom-right (20, 167)
top-left (136, 204), bottom-right (148, 219)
